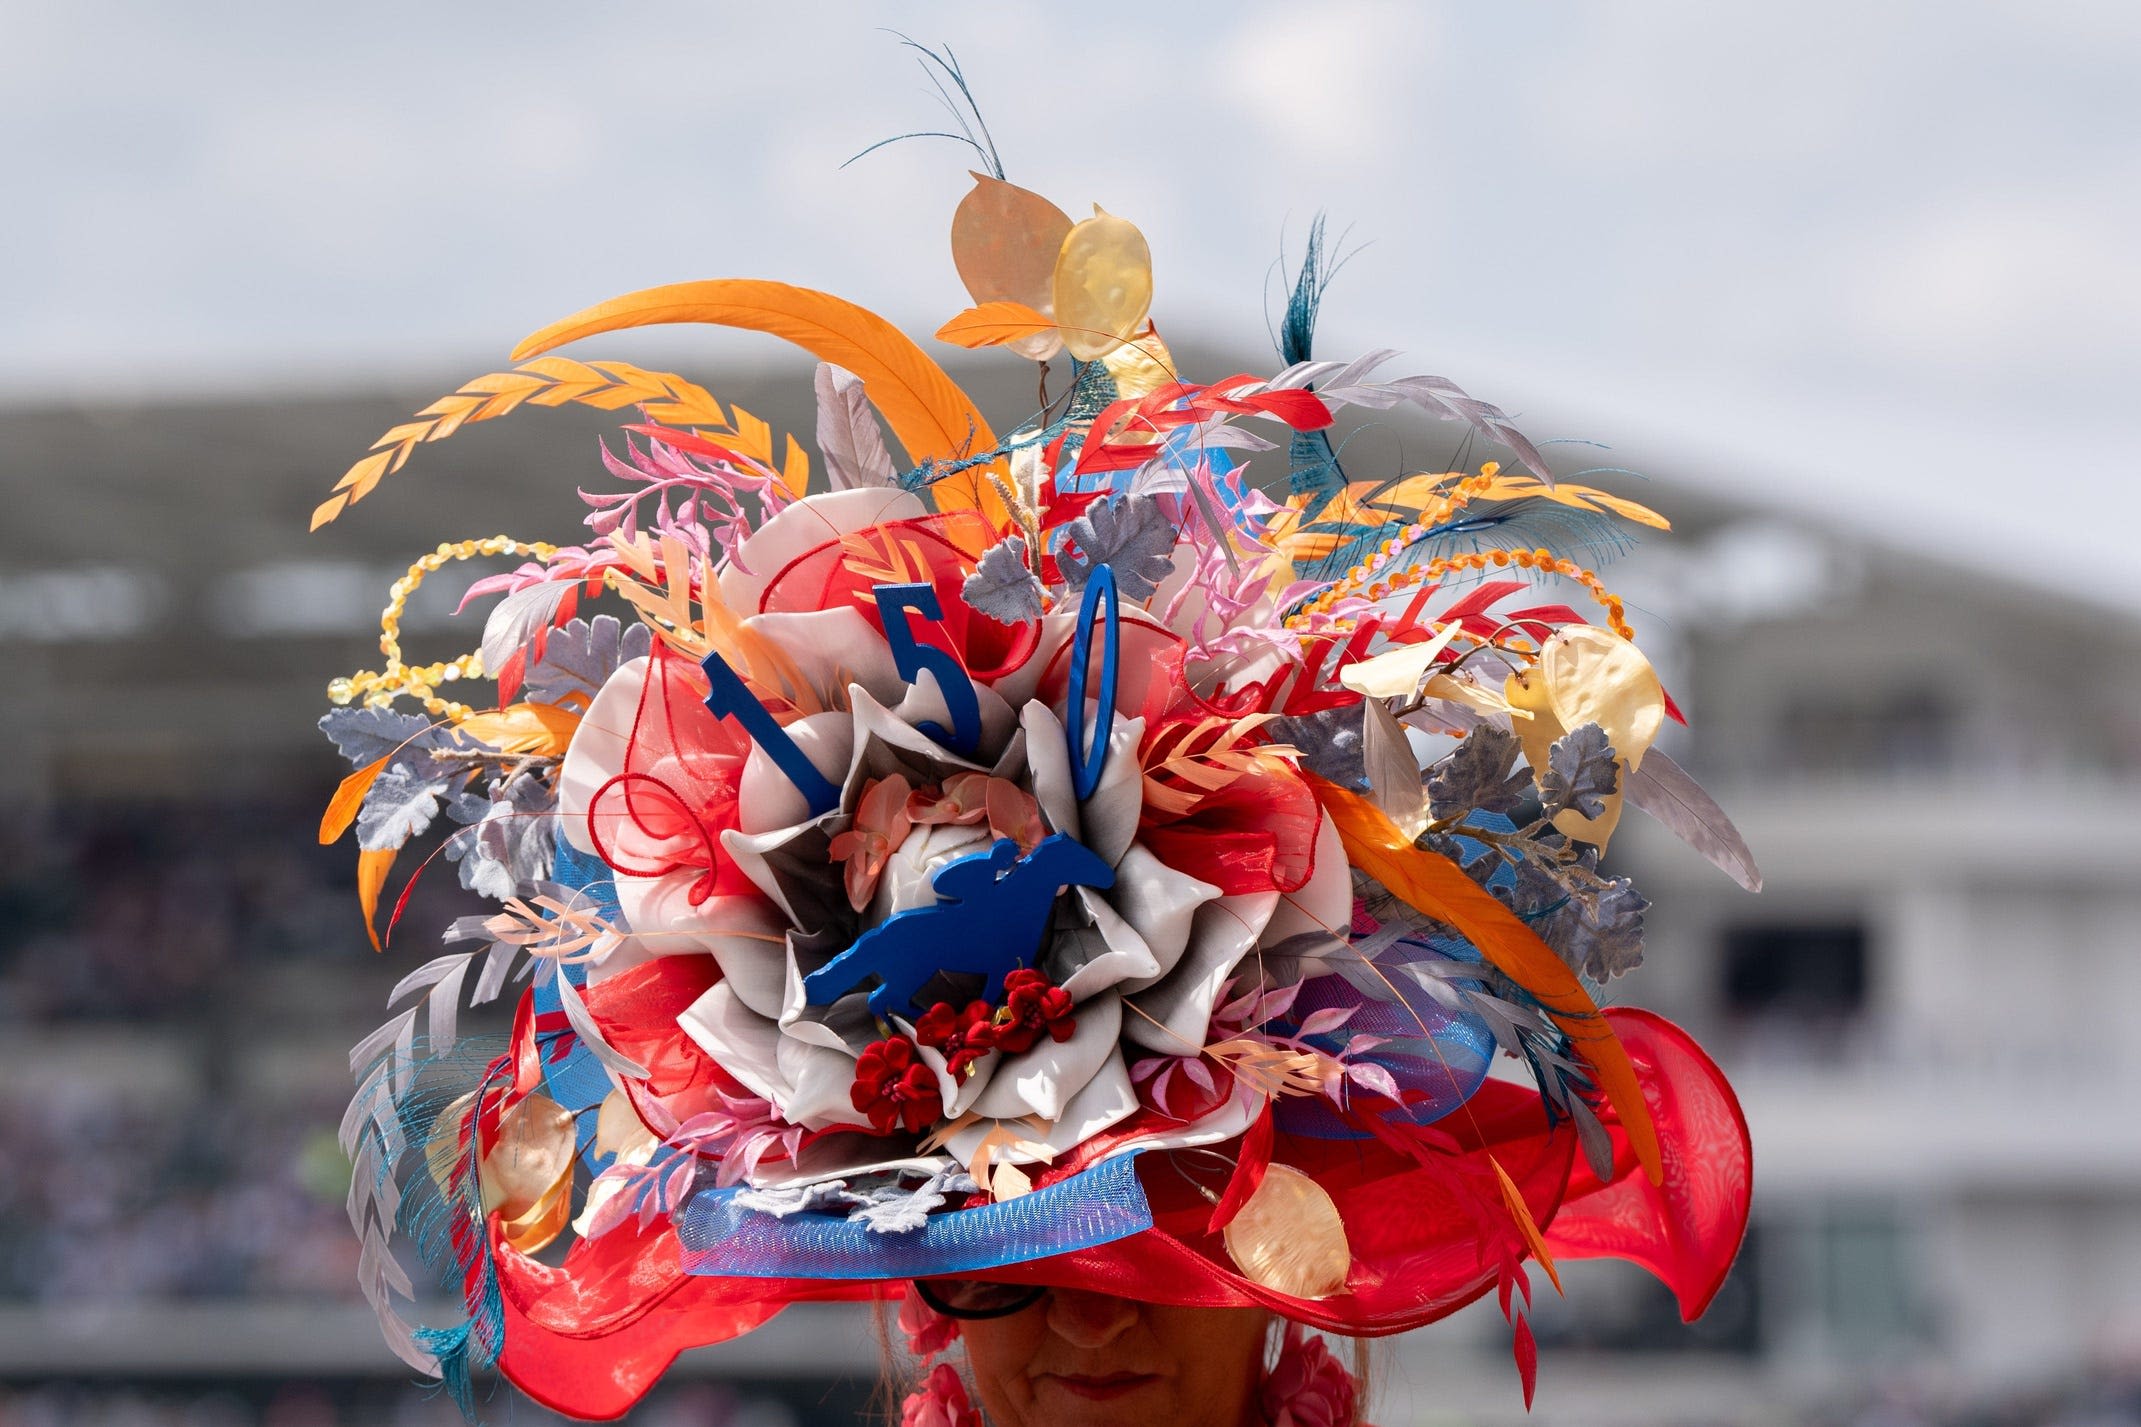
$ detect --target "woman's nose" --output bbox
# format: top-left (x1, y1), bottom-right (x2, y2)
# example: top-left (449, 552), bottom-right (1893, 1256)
top-left (1045, 1289), bottom-right (1141, 1349)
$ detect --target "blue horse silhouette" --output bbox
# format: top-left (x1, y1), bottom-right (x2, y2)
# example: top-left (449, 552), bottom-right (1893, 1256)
top-left (804, 833), bottom-right (1116, 1018)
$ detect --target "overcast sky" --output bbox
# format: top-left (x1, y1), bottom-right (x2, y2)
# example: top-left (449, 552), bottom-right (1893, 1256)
top-left (5, 1), bottom-right (2137, 601)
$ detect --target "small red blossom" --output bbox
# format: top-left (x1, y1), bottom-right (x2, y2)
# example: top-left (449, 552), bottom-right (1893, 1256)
top-left (989, 969), bottom-right (1076, 1055)
top-left (914, 999), bottom-right (997, 1077)
top-left (901, 1362), bottom-right (981, 1427)
top-left (850, 1036), bottom-right (943, 1135)
top-left (1260, 1320), bottom-right (1364, 1427)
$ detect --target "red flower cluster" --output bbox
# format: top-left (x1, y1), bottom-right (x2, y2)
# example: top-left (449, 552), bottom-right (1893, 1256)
top-left (850, 1036), bottom-right (943, 1134)
top-left (853, 973), bottom-right (1080, 1133)
top-left (914, 999), bottom-right (996, 1077)
top-left (990, 968), bottom-right (1077, 1054)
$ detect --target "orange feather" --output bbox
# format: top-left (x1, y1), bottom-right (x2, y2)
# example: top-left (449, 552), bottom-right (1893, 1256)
top-left (511, 279), bottom-right (1009, 527)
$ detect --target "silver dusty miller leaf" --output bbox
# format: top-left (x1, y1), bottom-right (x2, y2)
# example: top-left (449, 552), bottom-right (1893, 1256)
top-left (319, 706), bottom-right (435, 768)
top-left (848, 1168), bottom-right (980, 1235)
top-left (522, 614), bottom-right (651, 707)
top-left (961, 537), bottom-right (1046, 624)
top-left (323, 706), bottom-right (488, 851)
top-left (1057, 493), bottom-right (1178, 601)
top-left (444, 772), bottom-right (558, 900)
top-left (1513, 856), bottom-right (1648, 982)
top-left (1427, 725), bottom-right (1533, 820)
top-left (1537, 722), bottom-right (1618, 820)
top-left (355, 757), bottom-right (463, 852)
top-left (733, 1178), bottom-right (871, 1219)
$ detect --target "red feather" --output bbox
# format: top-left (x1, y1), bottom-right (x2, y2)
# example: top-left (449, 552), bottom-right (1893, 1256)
top-left (1513, 1313), bottom-right (1538, 1408)
top-left (1207, 1102), bottom-right (1275, 1233)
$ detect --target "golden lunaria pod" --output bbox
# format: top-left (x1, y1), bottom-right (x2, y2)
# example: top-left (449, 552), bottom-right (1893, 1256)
top-left (592, 1088), bottom-right (658, 1161)
top-left (1100, 323), bottom-right (1176, 400)
top-left (1538, 624), bottom-right (1665, 768)
top-left (1053, 206), bottom-right (1153, 361)
top-left (497, 1173), bottom-right (574, 1255)
top-left (1505, 625), bottom-right (1666, 851)
top-left (1222, 1163), bottom-right (1352, 1300)
top-left (478, 1091), bottom-right (577, 1252)
top-left (951, 173), bottom-right (1073, 361)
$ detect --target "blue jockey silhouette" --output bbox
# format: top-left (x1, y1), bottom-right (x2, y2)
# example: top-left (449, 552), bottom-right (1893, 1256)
top-left (803, 833), bottom-right (1116, 1018)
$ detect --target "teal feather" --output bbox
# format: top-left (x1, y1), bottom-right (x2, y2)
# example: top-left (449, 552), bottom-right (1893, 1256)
top-left (349, 1036), bottom-right (512, 1422)
top-left (1279, 216), bottom-right (1349, 527)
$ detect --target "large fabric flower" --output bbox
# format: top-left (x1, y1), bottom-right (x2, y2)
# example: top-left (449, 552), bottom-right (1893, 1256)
top-left (557, 491), bottom-right (1349, 1176)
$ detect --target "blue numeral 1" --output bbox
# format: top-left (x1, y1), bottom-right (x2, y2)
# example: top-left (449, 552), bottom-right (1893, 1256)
top-left (700, 651), bottom-right (842, 818)
top-left (873, 583), bottom-right (982, 758)
top-left (1066, 564), bottom-right (1120, 800)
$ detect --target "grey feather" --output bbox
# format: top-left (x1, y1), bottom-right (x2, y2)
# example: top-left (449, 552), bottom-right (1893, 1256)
top-left (1359, 696), bottom-right (1426, 828)
top-left (814, 363), bottom-right (898, 491)
top-left (1623, 749), bottom-right (1764, 892)
top-left (480, 582), bottom-right (576, 679)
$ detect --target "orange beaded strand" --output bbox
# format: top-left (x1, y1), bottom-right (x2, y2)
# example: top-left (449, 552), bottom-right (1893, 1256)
top-left (1285, 544), bottom-right (1636, 643)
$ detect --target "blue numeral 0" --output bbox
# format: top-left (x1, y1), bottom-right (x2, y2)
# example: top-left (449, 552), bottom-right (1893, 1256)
top-left (1065, 564), bottom-right (1120, 800)
top-left (700, 651), bottom-right (843, 818)
top-left (873, 583), bottom-right (982, 758)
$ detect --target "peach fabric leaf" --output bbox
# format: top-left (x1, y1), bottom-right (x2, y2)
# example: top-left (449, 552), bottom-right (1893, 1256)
top-left (934, 301), bottom-right (1058, 350)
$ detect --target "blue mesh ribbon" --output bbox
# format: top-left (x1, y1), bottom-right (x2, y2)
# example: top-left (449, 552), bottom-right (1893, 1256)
top-left (538, 836), bottom-right (625, 1163)
top-left (676, 1151), bottom-right (1153, 1280)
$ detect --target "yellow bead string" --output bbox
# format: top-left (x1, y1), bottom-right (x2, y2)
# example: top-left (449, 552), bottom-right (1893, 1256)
top-left (326, 536), bottom-right (558, 720)
top-left (1285, 543), bottom-right (1634, 644)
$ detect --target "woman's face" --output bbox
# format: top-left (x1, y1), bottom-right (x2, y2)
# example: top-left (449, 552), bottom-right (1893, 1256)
top-left (959, 1290), bottom-right (1269, 1427)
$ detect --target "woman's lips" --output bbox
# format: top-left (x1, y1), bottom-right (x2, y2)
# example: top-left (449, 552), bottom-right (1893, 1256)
top-left (1043, 1372), bottom-right (1162, 1401)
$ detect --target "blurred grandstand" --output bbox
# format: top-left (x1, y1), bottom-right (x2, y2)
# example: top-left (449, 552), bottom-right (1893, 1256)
top-left (3, 370), bottom-right (2139, 1426)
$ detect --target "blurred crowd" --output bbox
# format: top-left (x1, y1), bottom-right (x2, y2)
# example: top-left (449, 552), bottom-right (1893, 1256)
top-left (0, 1088), bottom-right (354, 1304)
top-left (0, 797), bottom-right (388, 1022)
top-left (0, 796), bottom-right (440, 1307)
top-left (0, 1382), bottom-right (817, 1427)
top-left (3, 1373), bottom-right (2140, 1427)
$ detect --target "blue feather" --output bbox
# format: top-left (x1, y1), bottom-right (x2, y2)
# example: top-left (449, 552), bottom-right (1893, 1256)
top-left (1278, 215), bottom-right (1353, 530)
top-left (349, 1036), bottom-right (512, 1422)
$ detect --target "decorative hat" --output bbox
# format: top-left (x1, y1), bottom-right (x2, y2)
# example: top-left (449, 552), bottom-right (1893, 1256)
top-left (320, 71), bottom-right (1755, 1421)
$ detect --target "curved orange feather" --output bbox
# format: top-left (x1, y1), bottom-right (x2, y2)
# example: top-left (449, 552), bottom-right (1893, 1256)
top-left (510, 279), bottom-right (1007, 524)
top-left (1308, 775), bottom-right (1663, 1184)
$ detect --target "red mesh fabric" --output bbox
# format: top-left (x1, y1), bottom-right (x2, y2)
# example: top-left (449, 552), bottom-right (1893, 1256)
top-left (488, 1011), bottom-right (1748, 1419)
top-left (1132, 643), bottom-right (1323, 896)
top-left (585, 642), bottom-right (756, 905)
top-left (579, 955), bottom-right (750, 1128)
top-left (1136, 769), bottom-right (1321, 895)
top-left (1543, 1008), bottom-right (1753, 1320)
top-left (754, 512), bottom-right (1036, 679)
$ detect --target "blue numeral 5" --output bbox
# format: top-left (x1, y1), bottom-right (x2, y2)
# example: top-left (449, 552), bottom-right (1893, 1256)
top-left (874, 583), bottom-right (982, 758)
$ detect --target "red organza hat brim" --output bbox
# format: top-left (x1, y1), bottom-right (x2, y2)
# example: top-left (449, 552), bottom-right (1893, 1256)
top-left (489, 1010), bottom-right (1748, 1420)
